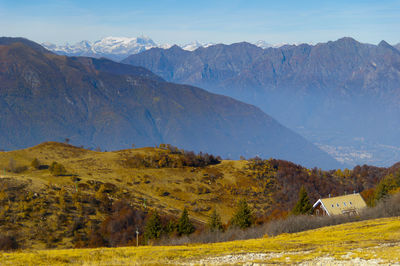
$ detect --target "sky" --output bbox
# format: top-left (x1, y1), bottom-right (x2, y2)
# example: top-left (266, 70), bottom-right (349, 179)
top-left (0, 0), bottom-right (399, 45)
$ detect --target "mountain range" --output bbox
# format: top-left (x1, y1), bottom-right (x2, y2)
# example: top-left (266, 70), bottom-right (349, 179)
top-left (42, 36), bottom-right (162, 62)
top-left (0, 37), bottom-right (340, 169)
top-left (41, 36), bottom-right (281, 62)
top-left (122, 37), bottom-right (400, 167)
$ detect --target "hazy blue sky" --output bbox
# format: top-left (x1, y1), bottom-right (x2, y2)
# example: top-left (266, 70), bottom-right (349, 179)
top-left (0, 0), bottom-right (399, 45)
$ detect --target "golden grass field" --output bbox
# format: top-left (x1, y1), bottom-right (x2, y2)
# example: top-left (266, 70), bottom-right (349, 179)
top-left (0, 142), bottom-right (253, 224)
top-left (0, 142), bottom-right (277, 250)
top-left (1, 216), bottom-right (399, 265)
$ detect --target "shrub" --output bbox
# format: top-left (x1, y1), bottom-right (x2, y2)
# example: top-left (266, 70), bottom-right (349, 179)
top-left (122, 148), bottom-right (221, 169)
top-left (0, 234), bottom-right (19, 250)
top-left (97, 201), bottom-right (147, 247)
top-left (31, 158), bottom-right (41, 169)
top-left (6, 158), bottom-right (27, 173)
top-left (7, 158), bottom-right (16, 173)
top-left (13, 166), bottom-right (28, 173)
top-left (49, 162), bottom-right (67, 176)
top-left (156, 224), bottom-right (268, 246)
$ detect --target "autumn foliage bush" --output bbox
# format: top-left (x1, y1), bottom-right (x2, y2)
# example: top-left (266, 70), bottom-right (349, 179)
top-left (96, 201), bottom-right (147, 247)
top-left (0, 234), bottom-right (19, 250)
top-left (123, 147), bottom-right (220, 169)
top-left (49, 162), bottom-right (67, 176)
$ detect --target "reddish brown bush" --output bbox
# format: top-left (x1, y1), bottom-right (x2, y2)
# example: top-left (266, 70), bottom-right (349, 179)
top-left (0, 234), bottom-right (19, 250)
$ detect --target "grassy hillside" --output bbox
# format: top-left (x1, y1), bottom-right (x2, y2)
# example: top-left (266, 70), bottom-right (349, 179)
top-left (1, 216), bottom-right (399, 265)
top-left (0, 142), bottom-right (248, 222)
top-left (0, 142), bottom-right (390, 249)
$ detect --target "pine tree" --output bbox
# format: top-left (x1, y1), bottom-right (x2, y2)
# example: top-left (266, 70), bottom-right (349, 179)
top-left (292, 186), bottom-right (313, 215)
top-left (177, 208), bottom-right (195, 235)
top-left (144, 211), bottom-right (163, 240)
top-left (230, 199), bottom-right (253, 229)
top-left (164, 220), bottom-right (176, 234)
top-left (374, 171), bottom-right (400, 203)
top-left (208, 209), bottom-right (223, 232)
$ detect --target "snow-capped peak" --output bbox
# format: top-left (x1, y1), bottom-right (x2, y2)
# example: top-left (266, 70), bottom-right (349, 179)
top-left (42, 36), bottom-right (219, 61)
top-left (254, 40), bottom-right (273, 49)
top-left (181, 41), bottom-right (216, 51)
top-left (254, 40), bottom-right (288, 49)
top-left (91, 36), bottom-right (157, 54)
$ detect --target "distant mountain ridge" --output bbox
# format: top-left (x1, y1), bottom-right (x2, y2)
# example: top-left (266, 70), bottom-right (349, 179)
top-left (42, 36), bottom-right (160, 61)
top-left (0, 37), bottom-right (341, 168)
top-left (42, 36), bottom-right (286, 61)
top-left (123, 37), bottom-right (400, 167)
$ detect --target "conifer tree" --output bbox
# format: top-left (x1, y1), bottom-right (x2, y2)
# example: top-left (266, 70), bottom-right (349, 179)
top-left (177, 208), bottom-right (195, 235)
top-left (208, 208), bottom-right (223, 232)
top-left (230, 199), bottom-right (253, 229)
top-left (374, 171), bottom-right (400, 203)
top-left (292, 186), bottom-right (313, 215)
top-left (164, 220), bottom-right (176, 234)
top-left (144, 211), bottom-right (163, 240)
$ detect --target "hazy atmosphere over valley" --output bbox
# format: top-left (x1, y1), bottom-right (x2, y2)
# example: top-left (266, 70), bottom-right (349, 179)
top-left (1, 0), bottom-right (400, 264)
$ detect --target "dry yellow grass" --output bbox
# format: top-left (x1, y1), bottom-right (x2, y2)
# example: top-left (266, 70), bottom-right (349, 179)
top-left (1, 216), bottom-right (399, 265)
top-left (0, 142), bottom-right (278, 250)
top-left (0, 142), bottom-right (255, 223)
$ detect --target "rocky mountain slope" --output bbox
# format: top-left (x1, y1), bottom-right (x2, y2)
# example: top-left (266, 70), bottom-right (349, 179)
top-left (123, 37), bottom-right (400, 167)
top-left (0, 37), bottom-right (340, 168)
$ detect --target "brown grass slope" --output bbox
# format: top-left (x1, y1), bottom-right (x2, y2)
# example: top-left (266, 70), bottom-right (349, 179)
top-left (0, 142), bottom-right (390, 249)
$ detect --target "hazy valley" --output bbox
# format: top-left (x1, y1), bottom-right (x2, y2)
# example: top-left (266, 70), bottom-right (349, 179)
top-left (123, 37), bottom-right (400, 167)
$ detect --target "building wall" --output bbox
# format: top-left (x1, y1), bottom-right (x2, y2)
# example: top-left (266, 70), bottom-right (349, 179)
top-left (312, 204), bottom-right (327, 216)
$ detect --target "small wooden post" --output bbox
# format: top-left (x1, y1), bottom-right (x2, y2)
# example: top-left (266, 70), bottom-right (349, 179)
top-left (136, 228), bottom-right (139, 247)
